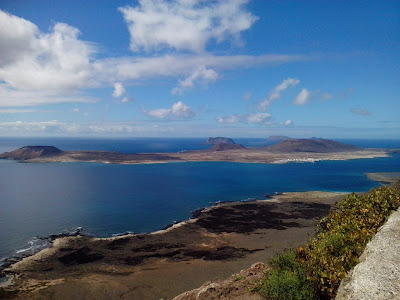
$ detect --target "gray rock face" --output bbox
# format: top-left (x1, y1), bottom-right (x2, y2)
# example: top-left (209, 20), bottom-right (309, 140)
top-left (336, 208), bottom-right (400, 300)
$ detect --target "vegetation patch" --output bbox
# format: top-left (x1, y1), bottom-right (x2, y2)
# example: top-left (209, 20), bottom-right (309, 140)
top-left (257, 185), bottom-right (400, 299)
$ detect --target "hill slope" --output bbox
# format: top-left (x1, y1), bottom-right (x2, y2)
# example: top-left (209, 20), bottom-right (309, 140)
top-left (265, 139), bottom-right (361, 153)
top-left (205, 137), bottom-right (236, 145)
top-left (0, 146), bottom-right (64, 160)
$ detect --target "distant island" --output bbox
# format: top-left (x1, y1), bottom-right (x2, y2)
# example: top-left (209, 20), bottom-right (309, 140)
top-left (0, 138), bottom-right (392, 165)
top-left (267, 135), bottom-right (293, 142)
top-left (205, 136), bottom-right (236, 145)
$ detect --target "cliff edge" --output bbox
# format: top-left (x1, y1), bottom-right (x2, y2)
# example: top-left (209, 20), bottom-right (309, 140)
top-left (336, 207), bottom-right (400, 299)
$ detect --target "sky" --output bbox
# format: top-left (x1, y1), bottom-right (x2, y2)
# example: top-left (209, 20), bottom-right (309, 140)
top-left (0, 0), bottom-right (399, 139)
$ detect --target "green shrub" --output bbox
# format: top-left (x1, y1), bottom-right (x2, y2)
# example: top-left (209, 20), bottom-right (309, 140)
top-left (258, 250), bottom-right (316, 300)
top-left (297, 185), bottom-right (400, 299)
top-left (257, 185), bottom-right (400, 300)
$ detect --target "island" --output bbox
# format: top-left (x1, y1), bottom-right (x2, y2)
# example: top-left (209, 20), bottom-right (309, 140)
top-left (204, 136), bottom-right (236, 145)
top-left (0, 138), bottom-right (392, 165)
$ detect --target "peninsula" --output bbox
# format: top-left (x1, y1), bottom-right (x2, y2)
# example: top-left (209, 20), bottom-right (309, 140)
top-left (0, 138), bottom-right (392, 165)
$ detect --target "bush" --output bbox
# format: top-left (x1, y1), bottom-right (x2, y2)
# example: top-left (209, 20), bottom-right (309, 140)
top-left (258, 185), bottom-right (400, 299)
top-left (258, 250), bottom-right (316, 300)
top-left (297, 185), bottom-right (400, 299)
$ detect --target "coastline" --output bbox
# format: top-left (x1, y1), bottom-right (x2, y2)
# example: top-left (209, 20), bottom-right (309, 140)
top-left (0, 148), bottom-right (391, 165)
top-left (1, 173), bottom-right (399, 299)
top-left (1, 190), bottom-right (346, 299)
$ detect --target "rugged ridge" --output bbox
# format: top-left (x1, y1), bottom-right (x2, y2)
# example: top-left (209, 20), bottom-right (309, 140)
top-left (0, 146), bottom-right (64, 160)
top-left (207, 143), bottom-right (246, 151)
top-left (205, 137), bottom-right (236, 145)
top-left (265, 139), bottom-right (362, 153)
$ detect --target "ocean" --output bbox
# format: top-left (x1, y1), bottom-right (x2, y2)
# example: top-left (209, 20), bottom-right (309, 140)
top-left (1, 137), bottom-right (400, 268)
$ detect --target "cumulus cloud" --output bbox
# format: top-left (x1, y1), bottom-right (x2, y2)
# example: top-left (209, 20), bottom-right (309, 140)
top-left (144, 101), bottom-right (195, 119)
top-left (0, 11), bottom-right (95, 91)
top-left (351, 108), bottom-right (371, 116)
top-left (283, 120), bottom-right (293, 126)
top-left (293, 88), bottom-right (311, 105)
top-left (172, 66), bottom-right (218, 95)
top-left (0, 10), bottom-right (309, 107)
top-left (216, 113), bottom-right (271, 125)
top-left (258, 78), bottom-right (300, 111)
top-left (121, 97), bottom-right (131, 103)
top-left (118, 0), bottom-right (257, 53)
top-left (112, 82), bottom-right (126, 98)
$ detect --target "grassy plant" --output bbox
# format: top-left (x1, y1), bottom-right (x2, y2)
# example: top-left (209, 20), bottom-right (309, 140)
top-left (258, 250), bottom-right (316, 300)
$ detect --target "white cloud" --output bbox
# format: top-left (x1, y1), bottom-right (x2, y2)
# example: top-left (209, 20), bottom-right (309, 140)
top-left (95, 54), bottom-right (306, 85)
top-left (73, 108), bottom-right (80, 112)
top-left (172, 66), bottom-right (218, 95)
top-left (0, 86), bottom-right (98, 107)
top-left (258, 78), bottom-right (300, 111)
top-left (144, 101), bottom-right (195, 119)
top-left (0, 11), bottom-right (95, 91)
top-left (216, 113), bottom-right (271, 125)
top-left (118, 0), bottom-right (257, 53)
top-left (0, 109), bottom-right (48, 114)
top-left (0, 10), bottom-right (309, 107)
top-left (283, 120), bottom-right (293, 126)
top-left (0, 10), bottom-right (98, 106)
top-left (112, 82), bottom-right (126, 98)
top-left (216, 114), bottom-right (242, 124)
top-left (246, 113), bottom-right (272, 124)
top-left (351, 108), bottom-right (371, 116)
top-left (293, 88), bottom-right (311, 105)
top-left (121, 97), bottom-right (131, 103)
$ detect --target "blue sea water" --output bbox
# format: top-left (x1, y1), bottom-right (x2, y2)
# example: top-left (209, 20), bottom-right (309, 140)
top-left (0, 138), bottom-right (400, 265)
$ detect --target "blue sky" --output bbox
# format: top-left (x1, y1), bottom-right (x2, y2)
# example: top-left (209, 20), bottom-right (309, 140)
top-left (0, 0), bottom-right (399, 138)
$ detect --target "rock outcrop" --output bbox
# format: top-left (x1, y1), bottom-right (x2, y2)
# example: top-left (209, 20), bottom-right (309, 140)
top-left (336, 208), bottom-right (400, 300)
top-left (172, 262), bottom-right (267, 300)
top-left (205, 137), bottom-right (236, 145)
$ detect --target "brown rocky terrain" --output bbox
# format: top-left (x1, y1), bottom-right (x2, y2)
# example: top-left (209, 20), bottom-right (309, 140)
top-left (1, 191), bottom-right (345, 300)
top-left (265, 138), bottom-right (361, 153)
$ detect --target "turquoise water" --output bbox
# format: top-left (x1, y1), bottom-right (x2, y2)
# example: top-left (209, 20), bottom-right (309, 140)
top-left (0, 138), bottom-right (399, 265)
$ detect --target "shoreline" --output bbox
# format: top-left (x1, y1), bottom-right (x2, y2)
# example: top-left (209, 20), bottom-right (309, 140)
top-left (0, 191), bottom-right (353, 299)
top-left (1, 173), bottom-right (399, 299)
top-left (0, 148), bottom-right (392, 165)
